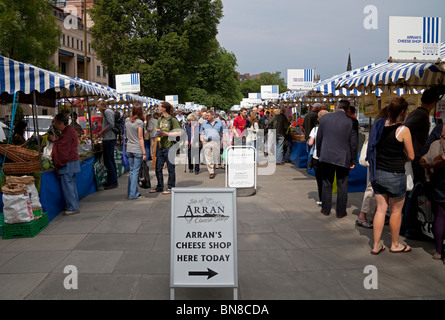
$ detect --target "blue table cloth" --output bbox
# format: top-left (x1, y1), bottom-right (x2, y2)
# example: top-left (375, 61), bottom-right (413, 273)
top-left (0, 156), bottom-right (97, 222)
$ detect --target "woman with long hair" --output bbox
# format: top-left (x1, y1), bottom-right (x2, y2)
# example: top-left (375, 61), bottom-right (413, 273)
top-left (308, 110), bottom-right (329, 206)
top-left (150, 101), bottom-right (181, 195)
top-left (368, 97), bottom-right (415, 255)
top-left (125, 103), bottom-right (146, 199)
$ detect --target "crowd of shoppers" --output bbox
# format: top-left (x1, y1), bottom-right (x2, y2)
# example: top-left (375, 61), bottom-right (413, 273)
top-left (68, 94), bottom-right (443, 263)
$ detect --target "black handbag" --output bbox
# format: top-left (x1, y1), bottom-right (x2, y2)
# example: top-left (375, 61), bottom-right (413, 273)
top-left (138, 161), bottom-right (151, 189)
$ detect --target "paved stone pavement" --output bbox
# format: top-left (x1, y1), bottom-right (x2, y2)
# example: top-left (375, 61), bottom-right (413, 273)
top-left (0, 160), bottom-right (444, 300)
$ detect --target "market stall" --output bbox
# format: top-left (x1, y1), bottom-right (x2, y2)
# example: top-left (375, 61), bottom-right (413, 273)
top-left (0, 54), bottom-right (154, 237)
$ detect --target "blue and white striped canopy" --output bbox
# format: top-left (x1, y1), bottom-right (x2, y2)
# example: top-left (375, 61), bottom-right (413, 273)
top-left (0, 55), bottom-right (116, 99)
top-left (279, 63), bottom-right (377, 102)
top-left (336, 43), bottom-right (445, 91)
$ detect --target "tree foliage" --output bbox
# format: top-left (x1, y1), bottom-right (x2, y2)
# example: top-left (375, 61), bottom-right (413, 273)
top-left (239, 71), bottom-right (287, 98)
top-left (0, 0), bottom-right (61, 70)
top-left (90, 0), bottom-right (241, 108)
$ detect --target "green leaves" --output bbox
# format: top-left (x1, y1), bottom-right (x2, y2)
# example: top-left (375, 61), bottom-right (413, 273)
top-left (90, 0), bottom-right (241, 108)
top-left (0, 0), bottom-right (60, 70)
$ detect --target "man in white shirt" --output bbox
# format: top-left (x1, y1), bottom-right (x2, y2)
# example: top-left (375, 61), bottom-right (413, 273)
top-left (176, 109), bottom-right (185, 124)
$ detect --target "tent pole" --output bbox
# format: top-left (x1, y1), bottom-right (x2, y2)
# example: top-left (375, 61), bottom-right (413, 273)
top-left (33, 91), bottom-right (43, 172)
top-left (87, 96), bottom-right (93, 142)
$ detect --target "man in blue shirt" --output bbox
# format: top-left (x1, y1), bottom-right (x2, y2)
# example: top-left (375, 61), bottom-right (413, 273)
top-left (200, 110), bottom-right (225, 179)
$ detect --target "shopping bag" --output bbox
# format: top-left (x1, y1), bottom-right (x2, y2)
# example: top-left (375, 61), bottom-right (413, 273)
top-left (359, 138), bottom-right (369, 167)
top-left (405, 162), bottom-right (414, 191)
top-left (138, 161), bottom-right (151, 189)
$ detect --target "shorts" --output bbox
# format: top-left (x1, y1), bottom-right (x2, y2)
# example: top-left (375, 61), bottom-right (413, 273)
top-left (371, 169), bottom-right (407, 198)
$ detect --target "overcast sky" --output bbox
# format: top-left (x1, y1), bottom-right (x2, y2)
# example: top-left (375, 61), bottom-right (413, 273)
top-left (217, 0), bottom-right (445, 81)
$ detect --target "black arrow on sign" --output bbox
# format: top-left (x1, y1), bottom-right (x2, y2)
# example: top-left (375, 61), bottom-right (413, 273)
top-left (188, 268), bottom-right (218, 279)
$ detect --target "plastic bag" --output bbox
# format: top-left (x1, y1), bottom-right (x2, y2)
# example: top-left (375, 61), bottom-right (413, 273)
top-left (138, 161), bottom-right (151, 189)
top-left (6, 176), bottom-right (42, 209)
top-left (2, 183), bottom-right (34, 224)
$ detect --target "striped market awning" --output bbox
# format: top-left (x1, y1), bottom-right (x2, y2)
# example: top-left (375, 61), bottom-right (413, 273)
top-left (0, 55), bottom-right (116, 100)
top-left (336, 43), bottom-right (445, 92)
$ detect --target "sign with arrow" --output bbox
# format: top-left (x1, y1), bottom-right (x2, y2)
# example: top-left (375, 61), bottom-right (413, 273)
top-left (170, 188), bottom-right (238, 290)
top-left (189, 268), bottom-right (218, 279)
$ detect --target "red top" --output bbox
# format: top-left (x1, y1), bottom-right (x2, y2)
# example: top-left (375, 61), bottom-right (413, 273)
top-left (291, 118), bottom-right (304, 127)
top-left (233, 116), bottom-right (247, 137)
top-left (52, 125), bottom-right (79, 167)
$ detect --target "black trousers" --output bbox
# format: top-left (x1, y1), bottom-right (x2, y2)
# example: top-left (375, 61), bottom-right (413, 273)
top-left (313, 158), bottom-right (323, 202)
top-left (321, 162), bottom-right (350, 215)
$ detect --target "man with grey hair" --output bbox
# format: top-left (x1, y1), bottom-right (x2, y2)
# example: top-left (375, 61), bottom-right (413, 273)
top-left (200, 110), bottom-right (225, 179)
top-left (304, 103), bottom-right (323, 141)
top-left (316, 100), bottom-right (358, 218)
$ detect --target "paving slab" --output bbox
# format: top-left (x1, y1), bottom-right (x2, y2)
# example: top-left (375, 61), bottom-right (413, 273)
top-left (0, 160), bottom-right (443, 300)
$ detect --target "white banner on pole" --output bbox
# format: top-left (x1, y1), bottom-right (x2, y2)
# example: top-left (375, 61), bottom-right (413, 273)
top-left (115, 73), bottom-right (140, 93)
top-left (287, 69), bottom-right (314, 91)
top-left (389, 16), bottom-right (442, 62)
top-left (261, 85), bottom-right (279, 100)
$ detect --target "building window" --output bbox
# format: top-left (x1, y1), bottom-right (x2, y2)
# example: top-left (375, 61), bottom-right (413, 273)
top-left (88, 43), bottom-right (91, 54)
top-left (61, 62), bottom-right (67, 74)
top-left (62, 35), bottom-right (65, 46)
top-left (97, 66), bottom-right (101, 77)
top-left (77, 39), bottom-right (79, 50)
top-left (71, 37), bottom-right (74, 48)
top-left (81, 40), bottom-right (83, 52)
top-left (67, 36), bottom-right (70, 47)
top-left (103, 67), bottom-right (107, 77)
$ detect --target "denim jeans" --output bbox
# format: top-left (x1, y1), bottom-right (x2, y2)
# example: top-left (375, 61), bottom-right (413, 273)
top-left (103, 139), bottom-right (117, 186)
top-left (155, 147), bottom-right (175, 191)
top-left (59, 160), bottom-right (81, 212)
top-left (127, 152), bottom-right (143, 199)
top-left (276, 135), bottom-right (285, 163)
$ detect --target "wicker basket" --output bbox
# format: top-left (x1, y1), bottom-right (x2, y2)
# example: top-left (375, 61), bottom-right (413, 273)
top-left (291, 134), bottom-right (306, 142)
top-left (6, 145), bottom-right (39, 161)
top-left (3, 161), bottom-right (41, 175)
top-left (0, 145), bottom-right (26, 163)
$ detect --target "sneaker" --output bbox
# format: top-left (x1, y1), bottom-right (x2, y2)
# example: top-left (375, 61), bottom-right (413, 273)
top-left (316, 201), bottom-right (322, 206)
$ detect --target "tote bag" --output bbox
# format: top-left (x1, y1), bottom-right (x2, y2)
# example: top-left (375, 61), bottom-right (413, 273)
top-left (138, 161), bottom-right (151, 189)
top-left (122, 124), bottom-right (129, 168)
top-left (405, 162), bottom-right (414, 191)
top-left (359, 139), bottom-right (369, 167)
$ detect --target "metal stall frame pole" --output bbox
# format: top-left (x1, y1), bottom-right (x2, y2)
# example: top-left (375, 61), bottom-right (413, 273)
top-left (87, 96), bottom-right (93, 142)
top-left (32, 91), bottom-right (43, 172)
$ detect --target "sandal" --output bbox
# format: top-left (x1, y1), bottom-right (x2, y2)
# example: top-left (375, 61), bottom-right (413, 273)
top-left (355, 218), bottom-right (373, 229)
top-left (370, 245), bottom-right (386, 255)
top-left (149, 189), bottom-right (162, 193)
top-left (162, 189), bottom-right (171, 195)
top-left (390, 245), bottom-right (411, 253)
